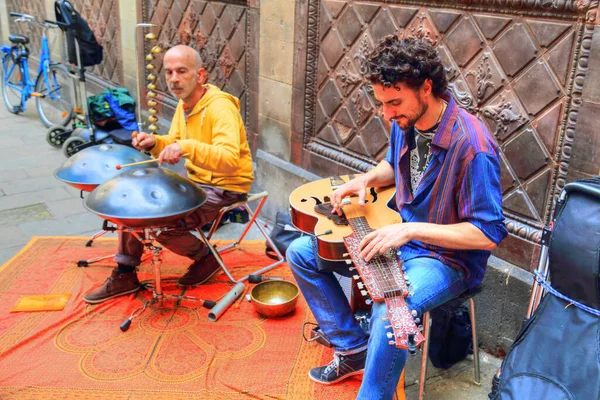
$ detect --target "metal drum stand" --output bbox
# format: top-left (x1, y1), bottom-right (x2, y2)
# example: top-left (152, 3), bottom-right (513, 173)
top-left (119, 226), bottom-right (216, 332)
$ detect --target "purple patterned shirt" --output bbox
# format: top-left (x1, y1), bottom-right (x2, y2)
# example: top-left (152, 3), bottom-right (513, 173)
top-left (385, 91), bottom-right (507, 290)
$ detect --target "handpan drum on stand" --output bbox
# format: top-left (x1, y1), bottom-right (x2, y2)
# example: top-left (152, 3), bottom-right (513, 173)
top-left (84, 167), bottom-right (213, 332)
top-left (54, 143), bottom-right (153, 265)
top-left (54, 143), bottom-right (152, 192)
top-left (84, 167), bottom-right (207, 228)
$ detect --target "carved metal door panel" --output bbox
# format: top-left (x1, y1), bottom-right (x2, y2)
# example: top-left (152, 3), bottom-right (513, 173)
top-left (140, 0), bottom-right (259, 151)
top-left (293, 0), bottom-right (596, 270)
top-left (70, 0), bottom-right (123, 86)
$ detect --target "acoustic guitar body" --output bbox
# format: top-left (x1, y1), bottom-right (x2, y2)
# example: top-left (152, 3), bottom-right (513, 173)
top-left (289, 175), bottom-right (401, 261)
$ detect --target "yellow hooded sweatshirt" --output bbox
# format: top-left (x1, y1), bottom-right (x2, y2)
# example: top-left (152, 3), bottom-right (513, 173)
top-left (149, 84), bottom-right (254, 193)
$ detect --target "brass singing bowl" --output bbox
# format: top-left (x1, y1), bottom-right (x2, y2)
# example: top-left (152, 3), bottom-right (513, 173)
top-left (250, 280), bottom-right (299, 318)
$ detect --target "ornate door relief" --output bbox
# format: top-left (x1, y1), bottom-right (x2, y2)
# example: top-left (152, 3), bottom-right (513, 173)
top-left (71, 0), bottom-right (124, 86)
top-left (139, 0), bottom-right (259, 152)
top-left (292, 0), bottom-right (599, 270)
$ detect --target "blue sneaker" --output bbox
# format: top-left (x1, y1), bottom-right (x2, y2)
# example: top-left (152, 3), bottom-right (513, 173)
top-left (308, 349), bottom-right (367, 384)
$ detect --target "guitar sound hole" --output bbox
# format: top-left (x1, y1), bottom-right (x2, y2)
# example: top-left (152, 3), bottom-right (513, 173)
top-left (301, 198), bottom-right (307, 202)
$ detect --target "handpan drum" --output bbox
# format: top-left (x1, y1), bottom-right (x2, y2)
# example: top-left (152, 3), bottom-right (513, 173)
top-left (84, 167), bottom-right (207, 228)
top-left (54, 144), bottom-right (151, 192)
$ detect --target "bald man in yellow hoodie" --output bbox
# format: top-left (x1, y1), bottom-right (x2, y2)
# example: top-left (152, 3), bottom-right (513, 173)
top-left (84, 45), bottom-right (254, 304)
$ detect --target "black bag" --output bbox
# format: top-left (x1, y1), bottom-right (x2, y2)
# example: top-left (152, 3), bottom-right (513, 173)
top-left (427, 303), bottom-right (473, 369)
top-left (490, 177), bottom-right (600, 400)
top-left (55, 0), bottom-right (103, 67)
top-left (265, 212), bottom-right (303, 260)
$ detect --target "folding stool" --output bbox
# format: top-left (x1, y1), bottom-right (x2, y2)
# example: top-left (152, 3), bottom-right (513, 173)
top-left (195, 191), bottom-right (285, 283)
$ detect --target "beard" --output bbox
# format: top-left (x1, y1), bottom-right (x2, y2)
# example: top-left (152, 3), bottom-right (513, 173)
top-left (392, 97), bottom-right (428, 130)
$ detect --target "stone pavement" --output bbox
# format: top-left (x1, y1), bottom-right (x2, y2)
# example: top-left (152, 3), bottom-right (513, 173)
top-left (0, 104), bottom-right (500, 399)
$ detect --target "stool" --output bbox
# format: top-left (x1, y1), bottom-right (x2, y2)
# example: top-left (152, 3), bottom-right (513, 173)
top-left (418, 287), bottom-right (482, 399)
top-left (196, 191), bottom-right (285, 283)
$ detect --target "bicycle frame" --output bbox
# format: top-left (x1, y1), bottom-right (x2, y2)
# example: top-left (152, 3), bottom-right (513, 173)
top-left (1, 44), bottom-right (35, 110)
top-left (38, 34), bottom-right (64, 102)
top-left (1, 19), bottom-right (63, 111)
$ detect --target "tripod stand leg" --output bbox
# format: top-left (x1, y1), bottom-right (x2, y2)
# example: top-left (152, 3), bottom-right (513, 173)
top-left (120, 296), bottom-right (155, 332)
top-left (86, 229), bottom-right (109, 247)
top-left (78, 253), bottom-right (115, 267)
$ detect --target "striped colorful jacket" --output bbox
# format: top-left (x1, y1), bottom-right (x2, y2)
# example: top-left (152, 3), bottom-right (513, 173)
top-left (385, 90), bottom-right (508, 290)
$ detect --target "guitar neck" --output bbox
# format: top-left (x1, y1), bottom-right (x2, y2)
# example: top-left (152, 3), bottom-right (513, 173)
top-left (343, 216), bottom-right (424, 351)
top-left (346, 216), bottom-right (408, 299)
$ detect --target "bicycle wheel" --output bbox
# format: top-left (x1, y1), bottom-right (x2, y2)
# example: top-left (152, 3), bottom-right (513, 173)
top-left (35, 63), bottom-right (74, 127)
top-left (1, 54), bottom-right (24, 114)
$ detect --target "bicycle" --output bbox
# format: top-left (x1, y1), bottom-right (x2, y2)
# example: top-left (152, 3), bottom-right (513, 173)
top-left (1, 12), bottom-right (74, 128)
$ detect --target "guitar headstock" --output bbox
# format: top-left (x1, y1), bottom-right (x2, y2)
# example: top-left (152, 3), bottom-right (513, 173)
top-left (383, 296), bottom-right (425, 353)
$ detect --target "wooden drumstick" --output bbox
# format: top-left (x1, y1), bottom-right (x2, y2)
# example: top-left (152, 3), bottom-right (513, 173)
top-left (115, 159), bottom-right (158, 170)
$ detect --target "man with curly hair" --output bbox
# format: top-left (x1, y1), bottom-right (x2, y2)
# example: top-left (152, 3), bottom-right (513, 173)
top-left (287, 36), bottom-right (507, 399)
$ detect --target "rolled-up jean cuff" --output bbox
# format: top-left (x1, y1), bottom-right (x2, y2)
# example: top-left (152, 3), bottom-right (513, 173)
top-left (335, 341), bottom-right (369, 356)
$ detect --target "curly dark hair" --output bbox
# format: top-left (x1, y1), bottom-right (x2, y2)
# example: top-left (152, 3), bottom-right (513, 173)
top-left (366, 35), bottom-right (448, 96)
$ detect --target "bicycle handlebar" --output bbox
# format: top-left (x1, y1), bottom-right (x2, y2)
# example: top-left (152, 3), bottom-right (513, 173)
top-left (44, 20), bottom-right (60, 29)
top-left (10, 12), bottom-right (58, 30)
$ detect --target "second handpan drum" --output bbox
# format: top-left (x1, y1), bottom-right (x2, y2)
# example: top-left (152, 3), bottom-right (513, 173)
top-left (54, 144), bottom-right (150, 192)
top-left (84, 167), bottom-right (207, 228)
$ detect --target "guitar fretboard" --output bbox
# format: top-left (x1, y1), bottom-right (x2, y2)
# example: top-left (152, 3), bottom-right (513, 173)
top-left (347, 217), bottom-right (409, 299)
top-left (343, 216), bottom-right (424, 351)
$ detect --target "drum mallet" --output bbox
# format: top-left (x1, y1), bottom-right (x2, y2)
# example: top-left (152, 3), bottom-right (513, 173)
top-left (208, 282), bottom-right (246, 322)
top-left (115, 159), bottom-right (159, 170)
top-left (248, 275), bottom-right (283, 283)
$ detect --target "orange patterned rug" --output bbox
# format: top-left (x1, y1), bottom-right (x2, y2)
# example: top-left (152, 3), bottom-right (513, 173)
top-left (0, 237), bottom-right (362, 399)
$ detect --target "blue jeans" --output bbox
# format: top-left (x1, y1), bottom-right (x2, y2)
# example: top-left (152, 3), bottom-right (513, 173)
top-left (287, 236), bottom-right (468, 400)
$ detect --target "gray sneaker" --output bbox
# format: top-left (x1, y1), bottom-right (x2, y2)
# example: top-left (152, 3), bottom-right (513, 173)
top-left (308, 349), bottom-right (367, 384)
top-left (83, 269), bottom-right (141, 304)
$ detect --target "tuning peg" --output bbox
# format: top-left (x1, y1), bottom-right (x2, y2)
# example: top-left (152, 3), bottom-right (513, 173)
top-left (365, 299), bottom-right (372, 305)
top-left (386, 332), bottom-right (394, 339)
top-left (388, 340), bottom-right (395, 345)
top-left (360, 290), bottom-right (368, 297)
top-left (345, 260), bottom-right (352, 265)
top-left (147, 115), bottom-right (158, 123)
top-left (411, 310), bottom-right (418, 317)
top-left (145, 54), bottom-right (155, 61)
top-left (418, 325), bottom-right (424, 331)
top-left (348, 266), bottom-right (356, 271)
top-left (146, 63), bottom-right (155, 70)
top-left (151, 45), bottom-right (162, 54)
top-left (145, 32), bottom-right (157, 40)
top-left (415, 318), bottom-right (421, 324)
top-left (147, 91), bottom-right (157, 98)
top-left (353, 275), bottom-right (360, 280)
top-left (357, 282), bottom-right (364, 289)
top-left (148, 108), bottom-right (158, 115)
top-left (147, 73), bottom-right (156, 81)
top-left (147, 99), bottom-right (157, 107)
top-left (381, 316), bottom-right (388, 322)
top-left (342, 252), bottom-right (349, 257)
top-left (147, 83), bottom-right (156, 90)
top-left (401, 265), bottom-right (407, 271)
top-left (404, 274), bottom-right (409, 281)
top-left (384, 325), bottom-right (392, 329)
top-left (148, 124), bottom-right (159, 131)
